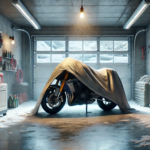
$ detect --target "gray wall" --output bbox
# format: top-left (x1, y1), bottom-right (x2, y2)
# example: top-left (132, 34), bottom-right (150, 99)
top-left (134, 32), bottom-right (146, 81)
top-left (26, 26), bottom-right (143, 36)
top-left (23, 26), bottom-right (147, 100)
top-left (132, 31), bottom-right (146, 99)
top-left (0, 14), bottom-right (22, 98)
top-left (21, 32), bottom-right (32, 99)
top-left (146, 25), bottom-right (150, 75)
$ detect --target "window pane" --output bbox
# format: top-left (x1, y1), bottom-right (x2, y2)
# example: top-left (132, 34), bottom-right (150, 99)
top-left (69, 41), bottom-right (82, 51)
top-left (100, 54), bottom-right (113, 63)
top-left (52, 41), bottom-right (65, 51)
top-left (114, 41), bottom-right (128, 51)
top-left (100, 41), bottom-right (113, 51)
top-left (52, 54), bottom-right (65, 62)
top-left (83, 54), bottom-right (97, 63)
top-left (37, 54), bottom-right (50, 63)
top-left (84, 41), bottom-right (97, 51)
top-left (37, 41), bottom-right (50, 51)
top-left (114, 54), bottom-right (128, 63)
top-left (69, 54), bottom-right (82, 62)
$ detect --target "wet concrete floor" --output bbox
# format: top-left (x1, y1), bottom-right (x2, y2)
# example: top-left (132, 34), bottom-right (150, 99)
top-left (0, 104), bottom-right (150, 150)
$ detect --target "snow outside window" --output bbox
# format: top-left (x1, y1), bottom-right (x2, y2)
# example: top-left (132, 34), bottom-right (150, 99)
top-left (84, 41), bottom-right (97, 51)
top-left (83, 54), bottom-right (97, 63)
top-left (100, 54), bottom-right (113, 63)
top-left (37, 41), bottom-right (51, 51)
top-left (100, 41), bottom-right (113, 51)
top-left (69, 41), bottom-right (82, 51)
top-left (114, 54), bottom-right (128, 63)
top-left (114, 41), bottom-right (128, 51)
top-left (52, 41), bottom-right (65, 51)
top-left (52, 54), bottom-right (66, 63)
top-left (69, 54), bottom-right (82, 62)
top-left (37, 54), bottom-right (50, 63)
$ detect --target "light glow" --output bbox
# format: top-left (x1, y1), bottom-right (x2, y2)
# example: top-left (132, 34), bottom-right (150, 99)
top-left (80, 6), bottom-right (84, 18)
top-left (80, 12), bottom-right (84, 18)
top-left (16, 4), bottom-right (38, 29)
top-left (12, 40), bottom-right (15, 45)
top-left (126, 4), bottom-right (148, 29)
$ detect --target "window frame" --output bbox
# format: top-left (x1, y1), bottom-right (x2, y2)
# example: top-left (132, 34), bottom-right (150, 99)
top-left (34, 37), bottom-right (130, 65)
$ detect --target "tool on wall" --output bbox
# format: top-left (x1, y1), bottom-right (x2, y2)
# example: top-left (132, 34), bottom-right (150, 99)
top-left (0, 33), bottom-right (3, 48)
top-left (16, 69), bottom-right (23, 84)
top-left (10, 57), bottom-right (17, 71)
top-left (141, 47), bottom-right (145, 60)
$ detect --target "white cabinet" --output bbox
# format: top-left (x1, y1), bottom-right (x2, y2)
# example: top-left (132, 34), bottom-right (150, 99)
top-left (0, 83), bottom-right (7, 115)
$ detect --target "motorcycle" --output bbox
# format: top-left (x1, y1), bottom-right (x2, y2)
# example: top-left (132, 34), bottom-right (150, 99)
top-left (41, 71), bottom-right (116, 114)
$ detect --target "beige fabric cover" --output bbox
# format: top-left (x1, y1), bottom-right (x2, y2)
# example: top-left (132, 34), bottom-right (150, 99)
top-left (30, 58), bottom-right (134, 115)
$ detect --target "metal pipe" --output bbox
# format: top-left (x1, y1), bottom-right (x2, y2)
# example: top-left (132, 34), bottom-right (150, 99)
top-left (132, 29), bottom-right (147, 100)
top-left (13, 27), bottom-right (33, 99)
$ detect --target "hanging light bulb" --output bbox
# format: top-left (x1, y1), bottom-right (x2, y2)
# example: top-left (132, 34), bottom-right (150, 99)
top-left (80, 0), bottom-right (84, 18)
top-left (11, 36), bottom-right (15, 45)
top-left (80, 6), bottom-right (84, 18)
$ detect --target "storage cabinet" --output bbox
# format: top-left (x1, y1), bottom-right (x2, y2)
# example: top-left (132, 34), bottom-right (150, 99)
top-left (0, 83), bottom-right (7, 115)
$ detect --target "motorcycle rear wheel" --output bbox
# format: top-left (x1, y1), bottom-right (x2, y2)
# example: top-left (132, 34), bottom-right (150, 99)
top-left (97, 98), bottom-right (116, 111)
top-left (41, 86), bottom-right (66, 114)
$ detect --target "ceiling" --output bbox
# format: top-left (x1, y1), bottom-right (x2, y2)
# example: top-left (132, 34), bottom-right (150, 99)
top-left (0, 0), bottom-right (150, 28)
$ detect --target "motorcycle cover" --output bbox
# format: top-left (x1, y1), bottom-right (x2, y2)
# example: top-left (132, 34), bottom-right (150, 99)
top-left (30, 58), bottom-right (134, 115)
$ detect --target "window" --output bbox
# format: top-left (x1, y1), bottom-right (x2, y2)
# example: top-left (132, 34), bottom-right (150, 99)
top-left (37, 41), bottom-right (50, 51)
top-left (100, 54), bottom-right (113, 63)
top-left (83, 54), bottom-right (97, 63)
top-left (114, 54), bottom-right (128, 63)
top-left (69, 41), bottom-right (82, 51)
top-left (114, 41), bottom-right (128, 51)
top-left (84, 41), bottom-right (97, 51)
top-left (37, 54), bottom-right (50, 63)
top-left (69, 54), bottom-right (82, 62)
top-left (52, 41), bottom-right (65, 51)
top-left (52, 54), bottom-right (66, 62)
top-left (100, 41), bottom-right (113, 51)
top-left (100, 40), bottom-right (129, 63)
top-left (35, 39), bottom-right (129, 64)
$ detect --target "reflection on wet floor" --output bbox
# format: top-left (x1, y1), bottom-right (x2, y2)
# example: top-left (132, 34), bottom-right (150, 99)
top-left (0, 101), bottom-right (150, 150)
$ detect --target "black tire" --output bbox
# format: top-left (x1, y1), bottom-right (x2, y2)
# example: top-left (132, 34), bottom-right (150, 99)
top-left (41, 86), bottom-right (66, 114)
top-left (97, 98), bottom-right (116, 111)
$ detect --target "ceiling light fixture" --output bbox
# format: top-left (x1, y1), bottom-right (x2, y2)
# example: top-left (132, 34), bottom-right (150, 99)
top-left (80, 0), bottom-right (84, 18)
top-left (123, 0), bottom-right (150, 29)
top-left (12, 0), bottom-right (41, 29)
top-left (10, 26), bottom-right (15, 45)
top-left (11, 37), bottom-right (15, 45)
top-left (10, 36), bottom-right (15, 45)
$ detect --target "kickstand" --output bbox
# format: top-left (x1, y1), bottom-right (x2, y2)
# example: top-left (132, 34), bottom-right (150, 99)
top-left (86, 100), bottom-right (92, 115)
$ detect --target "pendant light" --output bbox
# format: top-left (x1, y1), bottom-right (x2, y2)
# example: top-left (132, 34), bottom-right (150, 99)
top-left (11, 36), bottom-right (15, 45)
top-left (10, 27), bottom-right (15, 45)
top-left (80, 0), bottom-right (84, 18)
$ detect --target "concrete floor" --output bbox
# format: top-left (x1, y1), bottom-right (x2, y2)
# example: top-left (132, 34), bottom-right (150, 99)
top-left (0, 101), bottom-right (150, 150)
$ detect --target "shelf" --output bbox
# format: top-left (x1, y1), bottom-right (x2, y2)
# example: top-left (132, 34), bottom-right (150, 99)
top-left (2, 57), bottom-right (12, 60)
top-left (2, 70), bottom-right (16, 72)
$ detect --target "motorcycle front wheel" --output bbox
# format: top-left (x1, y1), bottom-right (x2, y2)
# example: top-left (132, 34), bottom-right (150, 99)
top-left (97, 97), bottom-right (116, 111)
top-left (41, 86), bottom-right (66, 114)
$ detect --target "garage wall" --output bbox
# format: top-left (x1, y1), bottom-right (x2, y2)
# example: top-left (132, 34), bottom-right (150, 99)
top-left (134, 32), bottom-right (146, 81)
top-left (132, 31), bottom-right (146, 99)
top-left (0, 14), bottom-right (22, 98)
top-left (146, 25), bottom-right (150, 75)
top-left (23, 26), bottom-right (146, 100)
